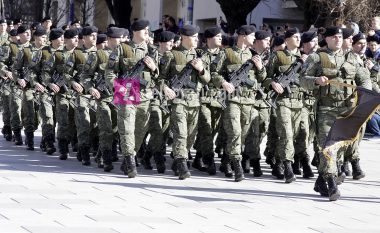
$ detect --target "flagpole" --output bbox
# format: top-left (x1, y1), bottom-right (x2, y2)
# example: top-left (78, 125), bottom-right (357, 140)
top-left (326, 80), bottom-right (356, 89)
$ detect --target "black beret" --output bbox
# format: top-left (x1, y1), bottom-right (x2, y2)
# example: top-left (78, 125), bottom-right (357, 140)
top-left (82, 26), bottom-right (98, 36)
top-left (273, 36), bottom-right (285, 46)
top-left (318, 39), bottom-right (327, 47)
top-left (180, 25), bottom-right (200, 36)
top-left (31, 22), bottom-right (41, 30)
top-left (0, 19), bottom-right (6, 24)
top-left (123, 28), bottom-right (129, 37)
top-left (96, 34), bottom-right (107, 44)
top-left (342, 28), bottom-right (354, 39)
top-left (323, 26), bottom-right (342, 37)
top-left (255, 30), bottom-right (272, 40)
top-left (17, 25), bottom-right (30, 34)
top-left (42, 16), bottom-right (52, 22)
top-left (106, 27), bottom-right (124, 38)
top-left (367, 35), bottom-right (379, 43)
top-left (236, 25), bottom-right (255, 35)
top-left (158, 31), bottom-right (175, 42)
top-left (33, 26), bottom-right (47, 37)
top-left (301, 31), bottom-right (318, 43)
top-left (9, 29), bottom-right (17, 37)
top-left (174, 34), bottom-right (181, 42)
top-left (204, 26), bottom-right (222, 39)
top-left (49, 28), bottom-right (64, 41)
top-left (64, 29), bottom-right (79, 39)
top-left (131, 19), bottom-right (149, 31)
top-left (284, 27), bottom-right (299, 39)
top-left (352, 32), bottom-right (366, 44)
top-left (7, 20), bottom-right (13, 26)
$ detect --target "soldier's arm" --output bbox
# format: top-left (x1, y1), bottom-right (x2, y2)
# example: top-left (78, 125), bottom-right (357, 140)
top-left (81, 52), bottom-right (98, 93)
top-left (300, 53), bottom-right (321, 91)
top-left (157, 51), bottom-right (174, 89)
top-left (262, 53), bottom-right (278, 90)
top-left (210, 50), bottom-right (227, 88)
top-left (105, 47), bottom-right (120, 90)
top-left (0, 45), bottom-right (10, 77)
top-left (41, 54), bottom-right (56, 84)
top-left (149, 50), bottom-right (160, 79)
top-left (255, 64), bottom-right (267, 83)
top-left (355, 65), bottom-right (372, 90)
top-left (198, 57), bottom-right (210, 84)
top-left (12, 49), bottom-right (24, 82)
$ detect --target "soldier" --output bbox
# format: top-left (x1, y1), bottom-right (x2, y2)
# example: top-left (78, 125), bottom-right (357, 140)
top-left (342, 28), bottom-right (354, 54)
top-left (41, 16), bottom-right (52, 36)
top-left (159, 25), bottom-right (210, 180)
top-left (82, 28), bottom-right (123, 172)
top-left (212, 25), bottom-right (266, 181)
top-left (142, 31), bottom-right (176, 173)
top-left (13, 26), bottom-right (47, 150)
top-left (265, 28), bottom-right (308, 183)
top-left (105, 20), bottom-right (159, 178)
top-left (301, 26), bottom-right (371, 201)
top-left (96, 34), bottom-right (108, 50)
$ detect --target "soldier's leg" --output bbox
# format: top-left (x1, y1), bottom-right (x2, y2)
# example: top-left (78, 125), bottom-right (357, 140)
top-left (1, 90), bottom-right (12, 141)
top-left (22, 89), bottom-right (36, 150)
top-left (38, 93), bottom-right (56, 154)
top-left (265, 108), bottom-right (278, 167)
top-left (10, 86), bottom-right (23, 145)
top-left (55, 95), bottom-right (71, 160)
top-left (96, 100), bottom-right (114, 171)
top-left (194, 104), bottom-right (211, 172)
top-left (89, 99), bottom-right (99, 157)
top-left (345, 126), bottom-right (365, 180)
top-left (75, 96), bottom-right (92, 165)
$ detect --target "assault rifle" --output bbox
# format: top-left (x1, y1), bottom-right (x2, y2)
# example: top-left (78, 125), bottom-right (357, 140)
top-left (153, 87), bottom-right (170, 114)
top-left (93, 73), bottom-right (120, 110)
top-left (51, 72), bottom-right (78, 108)
top-left (269, 58), bottom-right (304, 109)
top-left (35, 74), bottom-right (55, 107)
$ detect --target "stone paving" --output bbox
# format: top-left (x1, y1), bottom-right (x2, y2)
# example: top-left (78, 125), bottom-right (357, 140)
top-left (1, 126), bottom-right (380, 233)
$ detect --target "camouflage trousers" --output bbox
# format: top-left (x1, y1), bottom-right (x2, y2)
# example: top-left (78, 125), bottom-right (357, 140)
top-left (224, 102), bottom-right (257, 160)
top-left (9, 85), bottom-right (23, 131)
top-left (147, 102), bottom-right (171, 154)
top-left (276, 105), bottom-right (306, 163)
top-left (74, 95), bottom-right (98, 147)
top-left (96, 98), bottom-right (118, 151)
top-left (293, 106), bottom-right (311, 159)
top-left (265, 108), bottom-right (279, 160)
top-left (171, 103), bottom-right (199, 159)
top-left (118, 100), bottom-right (150, 156)
top-left (21, 89), bottom-right (38, 133)
top-left (55, 94), bottom-right (76, 141)
top-left (38, 92), bottom-right (55, 138)
top-left (1, 86), bottom-right (11, 127)
top-left (244, 106), bottom-right (270, 159)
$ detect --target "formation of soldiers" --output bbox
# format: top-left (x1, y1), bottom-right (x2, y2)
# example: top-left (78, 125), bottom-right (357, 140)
top-left (1, 15), bottom-right (380, 202)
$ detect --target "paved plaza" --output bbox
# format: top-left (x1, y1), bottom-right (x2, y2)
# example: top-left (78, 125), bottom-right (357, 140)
top-left (1, 124), bottom-right (380, 233)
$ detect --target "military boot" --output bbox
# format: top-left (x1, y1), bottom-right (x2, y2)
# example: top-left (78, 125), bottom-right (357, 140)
top-left (102, 149), bottom-right (113, 172)
top-left (111, 140), bottom-right (119, 162)
top-left (40, 136), bottom-right (47, 152)
top-left (336, 164), bottom-right (346, 185)
top-left (284, 160), bottom-right (296, 183)
top-left (45, 134), bottom-right (56, 155)
top-left (141, 150), bottom-right (153, 170)
top-left (265, 155), bottom-right (275, 169)
top-left (251, 159), bottom-right (263, 177)
top-left (121, 155), bottom-right (137, 178)
top-left (301, 156), bottom-right (314, 178)
top-left (81, 146), bottom-right (91, 166)
top-left (219, 153), bottom-right (233, 178)
top-left (91, 135), bottom-right (99, 157)
top-left (176, 158), bottom-right (191, 180)
top-left (203, 153), bottom-right (216, 175)
top-left (214, 145), bottom-right (223, 158)
top-left (292, 155), bottom-right (301, 175)
top-left (171, 158), bottom-right (178, 176)
top-left (71, 137), bottom-right (78, 153)
top-left (95, 149), bottom-right (103, 168)
top-left (154, 152), bottom-right (166, 174)
top-left (25, 131), bottom-right (34, 150)
top-left (341, 160), bottom-right (352, 176)
top-left (232, 158), bottom-right (244, 182)
top-left (13, 129), bottom-right (23, 145)
top-left (76, 148), bottom-right (82, 162)
top-left (272, 161), bottom-right (285, 179)
top-left (192, 151), bottom-right (207, 172)
top-left (241, 154), bottom-right (251, 173)
top-left (326, 175), bottom-right (340, 201)
top-left (311, 152), bottom-right (319, 167)
top-left (313, 174), bottom-right (329, 197)
top-left (2, 125), bottom-right (13, 141)
top-left (351, 159), bottom-right (365, 180)
top-left (58, 139), bottom-right (69, 160)
top-left (188, 151), bottom-right (193, 160)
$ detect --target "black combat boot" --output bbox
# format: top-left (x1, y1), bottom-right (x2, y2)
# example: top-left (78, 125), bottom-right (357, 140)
top-left (301, 156), bottom-right (314, 178)
top-left (351, 159), bottom-right (365, 180)
top-left (13, 129), bottom-right (23, 145)
top-left (219, 153), bottom-right (233, 178)
top-left (176, 158), bottom-right (191, 180)
top-left (313, 174), bottom-right (329, 197)
top-left (121, 155), bottom-right (137, 178)
top-left (71, 137), bottom-right (78, 153)
top-left (81, 145), bottom-right (91, 166)
top-left (102, 149), bottom-right (114, 172)
top-left (58, 139), bottom-right (69, 160)
top-left (95, 149), bottom-right (103, 168)
top-left (203, 153), bottom-right (216, 175)
top-left (111, 140), bottom-right (119, 162)
top-left (326, 175), bottom-right (340, 201)
top-left (341, 160), bottom-right (352, 176)
top-left (40, 135), bottom-right (47, 152)
top-left (154, 152), bottom-right (166, 174)
top-left (272, 161), bottom-right (285, 179)
top-left (192, 151), bottom-right (207, 172)
top-left (292, 155), bottom-right (301, 175)
top-left (251, 159), bottom-right (263, 177)
top-left (284, 160), bottom-right (296, 183)
top-left (336, 164), bottom-right (346, 185)
top-left (2, 125), bottom-right (13, 141)
top-left (232, 158), bottom-right (244, 182)
top-left (241, 154), bottom-right (251, 174)
top-left (311, 152), bottom-right (319, 167)
top-left (91, 136), bottom-right (99, 157)
top-left (45, 134), bottom-right (56, 155)
top-left (171, 158), bottom-right (178, 176)
top-left (25, 131), bottom-right (34, 151)
top-left (214, 146), bottom-right (223, 158)
top-left (141, 150), bottom-right (153, 170)
top-left (188, 151), bottom-right (193, 160)
top-left (265, 155), bottom-right (275, 169)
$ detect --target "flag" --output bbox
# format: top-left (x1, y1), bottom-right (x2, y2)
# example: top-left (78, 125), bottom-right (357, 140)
top-left (113, 78), bottom-right (141, 106)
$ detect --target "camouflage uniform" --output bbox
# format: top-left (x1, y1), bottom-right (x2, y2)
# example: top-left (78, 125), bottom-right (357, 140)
top-left (0, 33), bottom-right (12, 141)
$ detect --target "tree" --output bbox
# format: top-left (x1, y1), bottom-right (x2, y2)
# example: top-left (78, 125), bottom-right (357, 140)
top-left (104, 0), bottom-right (132, 28)
top-left (216, 0), bottom-right (261, 34)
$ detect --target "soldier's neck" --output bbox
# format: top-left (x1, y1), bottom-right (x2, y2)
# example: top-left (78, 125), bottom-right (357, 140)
top-left (236, 41), bottom-right (248, 50)
top-left (286, 46), bottom-right (298, 54)
top-left (132, 37), bottom-right (145, 45)
top-left (182, 43), bottom-right (194, 50)
top-left (65, 45), bottom-right (76, 52)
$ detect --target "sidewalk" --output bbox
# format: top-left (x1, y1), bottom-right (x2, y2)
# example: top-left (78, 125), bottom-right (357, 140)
top-left (1, 127), bottom-right (380, 233)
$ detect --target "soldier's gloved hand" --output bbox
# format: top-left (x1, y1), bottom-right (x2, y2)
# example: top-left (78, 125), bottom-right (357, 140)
top-left (35, 83), bottom-right (45, 93)
top-left (5, 71), bottom-right (13, 80)
top-left (90, 89), bottom-right (101, 99)
top-left (271, 81), bottom-right (284, 94)
top-left (301, 54), bottom-right (308, 63)
top-left (222, 81), bottom-right (235, 94)
top-left (365, 60), bottom-right (375, 70)
top-left (72, 82), bottom-right (83, 93)
top-left (18, 79), bottom-right (26, 88)
top-left (252, 55), bottom-right (263, 70)
top-left (191, 58), bottom-right (204, 73)
top-left (315, 76), bottom-right (329, 86)
top-left (49, 83), bottom-right (60, 93)
top-left (143, 56), bottom-right (157, 71)
top-left (163, 86), bottom-right (176, 100)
